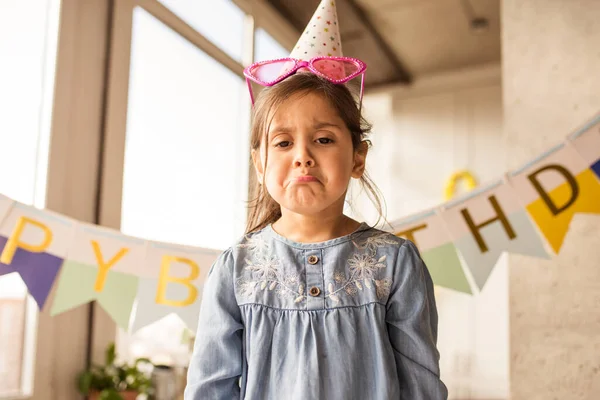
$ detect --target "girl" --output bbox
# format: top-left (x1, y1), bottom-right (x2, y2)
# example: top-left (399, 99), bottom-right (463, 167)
top-left (185, 2), bottom-right (447, 399)
top-left (184, 72), bottom-right (448, 398)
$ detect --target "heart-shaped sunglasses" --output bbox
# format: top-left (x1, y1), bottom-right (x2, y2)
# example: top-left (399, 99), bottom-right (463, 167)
top-left (243, 56), bottom-right (367, 105)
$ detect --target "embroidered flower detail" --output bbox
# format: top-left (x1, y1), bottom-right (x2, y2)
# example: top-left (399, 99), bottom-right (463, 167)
top-left (327, 282), bottom-right (341, 303)
top-left (333, 271), bottom-right (346, 283)
top-left (238, 280), bottom-right (259, 297)
top-left (353, 233), bottom-right (398, 253)
top-left (326, 252), bottom-right (390, 303)
top-left (237, 251), bottom-right (305, 303)
top-left (325, 232), bottom-right (400, 304)
top-left (347, 253), bottom-right (386, 280)
top-left (344, 284), bottom-right (358, 296)
top-left (237, 234), bottom-right (270, 253)
top-left (375, 278), bottom-right (393, 299)
top-left (245, 253), bottom-right (279, 279)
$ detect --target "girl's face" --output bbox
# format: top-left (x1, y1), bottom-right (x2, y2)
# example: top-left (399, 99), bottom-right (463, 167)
top-left (252, 91), bottom-right (368, 217)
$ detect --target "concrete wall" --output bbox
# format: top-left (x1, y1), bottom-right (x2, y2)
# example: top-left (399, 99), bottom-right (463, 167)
top-left (502, 0), bottom-right (600, 399)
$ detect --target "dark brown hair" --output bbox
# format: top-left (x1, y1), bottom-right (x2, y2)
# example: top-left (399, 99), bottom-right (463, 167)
top-left (245, 73), bottom-right (384, 234)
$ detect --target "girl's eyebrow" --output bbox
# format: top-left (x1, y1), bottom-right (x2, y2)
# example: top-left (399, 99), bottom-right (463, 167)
top-left (313, 121), bottom-right (341, 130)
top-left (270, 126), bottom-right (293, 134)
top-left (268, 126), bottom-right (293, 140)
top-left (268, 121), bottom-right (341, 139)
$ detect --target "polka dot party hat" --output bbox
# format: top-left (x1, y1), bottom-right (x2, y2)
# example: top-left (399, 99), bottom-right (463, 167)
top-left (244, 0), bottom-right (366, 104)
top-left (290, 0), bottom-right (343, 61)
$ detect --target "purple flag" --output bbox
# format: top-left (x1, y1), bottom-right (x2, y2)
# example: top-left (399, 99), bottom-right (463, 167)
top-left (0, 235), bottom-right (63, 309)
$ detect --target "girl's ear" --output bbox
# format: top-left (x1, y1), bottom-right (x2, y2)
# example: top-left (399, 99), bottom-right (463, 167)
top-left (251, 149), bottom-right (264, 184)
top-left (351, 140), bottom-right (369, 179)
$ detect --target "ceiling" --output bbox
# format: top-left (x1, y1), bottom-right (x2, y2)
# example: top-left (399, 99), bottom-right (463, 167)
top-left (264, 0), bottom-right (501, 88)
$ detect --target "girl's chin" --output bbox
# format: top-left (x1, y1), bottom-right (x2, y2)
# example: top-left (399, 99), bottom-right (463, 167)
top-left (271, 189), bottom-right (346, 215)
top-left (279, 198), bottom-right (338, 216)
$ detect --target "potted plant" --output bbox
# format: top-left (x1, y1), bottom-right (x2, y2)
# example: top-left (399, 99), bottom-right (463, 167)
top-left (77, 342), bottom-right (153, 400)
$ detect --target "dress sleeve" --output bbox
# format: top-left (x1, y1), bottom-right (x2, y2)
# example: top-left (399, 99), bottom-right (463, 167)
top-left (184, 248), bottom-right (244, 400)
top-left (385, 240), bottom-right (448, 400)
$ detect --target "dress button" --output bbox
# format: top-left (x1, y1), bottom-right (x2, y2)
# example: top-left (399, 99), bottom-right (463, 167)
top-left (307, 255), bottom-right (319, 265)
top-left (309, 286), bottom-right (321, 297)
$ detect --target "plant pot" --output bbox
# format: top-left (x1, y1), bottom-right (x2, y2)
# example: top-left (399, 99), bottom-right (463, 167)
top-left (89, 390), bottom-right (139, 400)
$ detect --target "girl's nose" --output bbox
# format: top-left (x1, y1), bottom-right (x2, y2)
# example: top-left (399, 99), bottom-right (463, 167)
top-left (294, 158), bottom-right (314, 168)
top-left (293, 146), bottom-right (315, 168)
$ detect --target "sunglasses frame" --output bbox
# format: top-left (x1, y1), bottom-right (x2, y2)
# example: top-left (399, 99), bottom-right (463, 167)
top-left (243, 56), bottom-right (367, 106)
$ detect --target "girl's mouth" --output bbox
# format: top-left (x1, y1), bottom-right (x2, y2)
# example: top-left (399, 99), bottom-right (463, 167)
top-left (295, 175), bottom-right (319, 183)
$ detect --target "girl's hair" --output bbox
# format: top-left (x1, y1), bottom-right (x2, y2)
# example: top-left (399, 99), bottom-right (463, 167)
top-left (245, 73), bottom-right (384, 234)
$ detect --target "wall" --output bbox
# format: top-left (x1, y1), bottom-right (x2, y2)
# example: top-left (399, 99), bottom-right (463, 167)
top-left (0, 298), bottom-right (26, 393)
top-left (502, 0), bottom-right (600, 399)
top-left (352, 63), bottom-right (508, 399)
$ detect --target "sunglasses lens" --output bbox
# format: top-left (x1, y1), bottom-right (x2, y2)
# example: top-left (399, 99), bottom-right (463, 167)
top-left (312, 59), bottom-right (361, 81)
top-left (250, 60), bottom-right (296, 84)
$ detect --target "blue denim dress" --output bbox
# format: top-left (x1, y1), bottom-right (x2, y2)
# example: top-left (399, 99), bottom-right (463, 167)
top-left (185, 223), bottom-right (448, 399)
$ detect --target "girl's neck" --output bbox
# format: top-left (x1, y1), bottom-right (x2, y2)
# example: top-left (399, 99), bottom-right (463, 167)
top-left (271, 213), bottom-right (362, 244)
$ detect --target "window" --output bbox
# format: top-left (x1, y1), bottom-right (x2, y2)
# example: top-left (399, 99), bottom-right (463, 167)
top-left (116, 7), bottom-right (249, 365)
top-left (254, 27), bottom-right (289, 62)
top-left (0, 0), bottom-right (60, 396)
top-left (158, 0), bottom-right (245, 62)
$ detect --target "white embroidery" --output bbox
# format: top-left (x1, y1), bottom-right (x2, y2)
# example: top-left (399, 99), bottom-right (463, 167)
top-left (348, 253), bottom-right (386, 280)
top-left (236, 234), bottom-right (306, 303)
top-left (245, 253), bottom-right (279, 279)
top-left (237, 235), bottom-right (270, 253)
top-left (352, 233), bottom-right (398, 253)
top-left (237, 230), bottom-right (399, 306)
top-left (326, 233), bottom-right (399, 303)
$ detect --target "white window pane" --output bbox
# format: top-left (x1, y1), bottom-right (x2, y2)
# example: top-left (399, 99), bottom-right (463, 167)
top-left (118, 8), bottom-right (249, 365)
top-left (158, 0), bottom-right (245, 62)
top-left (0, 0), bottom-right (60, 396)
top-left (254, 27), bottom-right (289, 62)
top-left (122, 7), bottom-right (247, 249)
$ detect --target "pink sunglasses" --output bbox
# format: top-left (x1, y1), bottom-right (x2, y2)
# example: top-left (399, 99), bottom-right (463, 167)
top-left (243, 56), bottom-right (367, 106)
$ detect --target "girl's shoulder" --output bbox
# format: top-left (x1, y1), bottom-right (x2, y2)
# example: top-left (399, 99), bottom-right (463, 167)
top-left (350, 224), bottom-right (406, 249)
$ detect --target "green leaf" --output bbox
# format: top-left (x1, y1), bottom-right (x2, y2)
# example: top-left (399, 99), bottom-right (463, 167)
top-left (77, 371), bottom-right (93, 394)
top-left (77, 342), bottom-right (153, 396)
top-left (105, 342), bottom-right (116, 366)
top-left (99, 389), bottom-right (124, 400)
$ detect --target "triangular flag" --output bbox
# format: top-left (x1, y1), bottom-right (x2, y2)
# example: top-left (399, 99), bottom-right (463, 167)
top-left (389, 209), bottom-right (472, 295)
top-left (0, 202), bottom-right (74, 309)
top-left (508, 143), bottom-right (600, 253)
top-left (439, 180), bottom-right (550, 290)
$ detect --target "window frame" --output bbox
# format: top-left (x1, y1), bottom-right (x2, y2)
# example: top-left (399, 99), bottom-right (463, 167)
top-left (1, 0), bottom-right (294, 398)
top-left (96, 0), bottom-right (294, 368)
top-left (1, 0), bottom-right (116, 398)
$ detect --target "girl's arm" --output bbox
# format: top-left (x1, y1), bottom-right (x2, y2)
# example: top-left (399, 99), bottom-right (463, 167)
top-left (185, 249), bottom-right (244, 400)
top-left (386, 240), bottom-right (448, 400)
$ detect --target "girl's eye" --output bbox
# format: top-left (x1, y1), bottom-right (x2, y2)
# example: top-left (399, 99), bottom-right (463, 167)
top-left (275, 141), bottom-right (291, 148)
top-left (317, 137), bottom-right (334, 144)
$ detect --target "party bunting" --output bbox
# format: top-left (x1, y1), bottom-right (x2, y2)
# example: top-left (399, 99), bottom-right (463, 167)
top-left (0, 202), bottom-right (74, 309)
top-left (508, 141), bottom-right (600, 253)
top-left (390, 209), bottom-right (472, 294)
top-left (569, 115), bottom-right (600, 181)
top-left (0, 112), bottom-right (599, 331)
top-left (129, 242), bottom-right (221, 333)
top-left (51, 223), bottom-right (146, 330)
top-left (439, 180), bottom-right (551, 290)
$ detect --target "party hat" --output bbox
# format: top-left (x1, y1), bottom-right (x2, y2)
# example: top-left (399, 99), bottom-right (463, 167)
top-left (290, 0), bottom-right (343, 60)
